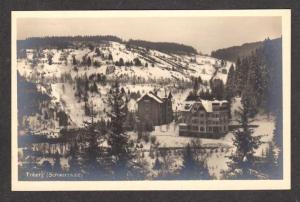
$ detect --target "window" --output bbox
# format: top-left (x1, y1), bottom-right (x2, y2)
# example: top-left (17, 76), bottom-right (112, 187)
top-left (179, 125), bottom-right (187, 130)
top-left (192, 126), bottom-right (198, 131)
top-left (192, 119), bottom-right (198, 123)
top-left (200, 127), bottom-right (204, 132)
top-left (213, 127), bottom-right (219, 132)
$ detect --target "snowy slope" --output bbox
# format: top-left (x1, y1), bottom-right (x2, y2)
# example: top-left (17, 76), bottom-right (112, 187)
top-left (18, 41), bottom-right (233, 84)
top-left (17, 41), bottom-right (234, 129)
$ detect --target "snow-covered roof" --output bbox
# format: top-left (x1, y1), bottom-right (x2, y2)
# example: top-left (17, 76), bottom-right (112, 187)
top-left (181, 99), bottom-right (228, 113)
top-left (137, 92), bottom-right (163, 103)
top-left (212, 99), bottom-right (228, 105)
top-left (181, 101), bottom-right (197, 111)
top-left (201, 100), bottom-right (213, 112)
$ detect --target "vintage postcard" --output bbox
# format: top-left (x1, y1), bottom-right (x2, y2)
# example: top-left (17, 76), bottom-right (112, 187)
top-left (11, 10), bottom-right (291, 190)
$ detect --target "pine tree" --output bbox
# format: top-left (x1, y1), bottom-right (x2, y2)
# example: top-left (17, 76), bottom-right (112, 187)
top-left (261, 142), bottom-right (278, 179)
top-left (241, 80), bottom-right (258, 117)
top-left (95, 47), bottom-right (101, 56)
top-left (241, 51), bottom-right (263, 116)
top-left (234, 57), bottom-right (246, 96)
top-left (84, 101), bottom-right (90, 116)
top-left (84, 82), bottom-right (89, 96)
top-left (225, 64), bottom-right (236, 100)
top-left (57, 111), bottom-right (68, 126)
top-left (262, 38), bottom-right (282, 114)
top-left (90, 82), bottom-right (98, 94)
top-left (72, 55), bottom-right (77, 65)
top-left (47, 54), bottom-right (53, 65)
top-left (87, 56), bottom-right (92, 67)
top-left (107, 79), bottom-right (140, 180)
top-left (180, 143), bottom-right (196, 179)
top-left (180, 142), bottom-right (211, 180)
top-left (53, 151), bottom-right (62, 172)
top-left (62, 84), bottom-right (65, 93)
top-left (42, 160), bottom-right (52, 172)
top-left (211, 79), bottom-right (225, 100)
top-left (193, 77), bottom-right (199, 95)
top-left (82, 102), bottom-right (105, 179)
top-left (68, 140), bottom-right (81, 173)
top-left (118, 58), bottom-right (124, 66)
top-left (108, 53), bottom-right (113, 60)
top-left (133, 58), bottom-right (142, 66)
top-left (198, 76), bottom-right (202, 84)
top-left (153, 156), bottom-right (162, 170)
top-left (224, 101), bottom-right (263, 179)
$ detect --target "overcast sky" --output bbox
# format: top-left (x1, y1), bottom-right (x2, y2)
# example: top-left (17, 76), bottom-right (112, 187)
top-left (17, 17), bottom-right (281, 54)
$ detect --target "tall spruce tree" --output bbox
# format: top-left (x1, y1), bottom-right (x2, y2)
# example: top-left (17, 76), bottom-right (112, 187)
top-left (107, 79), bottom-right (140, 180)
top-left (193, 77), bottom-right (199, 95)
top-left (224, 100), bottom-right (263, 179)
top-left (241, 51), bottom-right (264, 116)
top-left (180, 143), bottom-right (210, 180)
top-left (225, 64), bottom-right (236, 101)
top-left (211, 79), bottom-right (225, 100)
top-left (68, 140), bottom-right (81, 173)
top-left (262, 38), bottom-right (282, 114)
top-left (82, 102), bottom-right (105, 179)
top-left (180, 144), bottom-right (197, 179)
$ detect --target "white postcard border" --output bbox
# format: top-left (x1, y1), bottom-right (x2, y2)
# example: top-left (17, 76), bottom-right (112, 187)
top-left (11, 9), bottom-right (291, 191)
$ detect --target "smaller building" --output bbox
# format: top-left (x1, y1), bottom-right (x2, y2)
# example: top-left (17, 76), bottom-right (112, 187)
top-left (179, 99), bottom-right (229, 138)
top-left (137, 91), bottom-right (173, 128)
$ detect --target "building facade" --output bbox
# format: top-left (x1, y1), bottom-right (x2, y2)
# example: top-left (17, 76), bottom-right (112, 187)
top-left (137, 92), bottom-right (173, 128)
top-left (179, 100), bottom-right (229, 138)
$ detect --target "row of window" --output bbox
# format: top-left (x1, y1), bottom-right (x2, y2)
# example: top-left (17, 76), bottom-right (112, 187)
top-left (193, 113), bottom-right (228, 118)
top-left (180, 125), bottom-right (228, 132)
top-left (190, 119), bottom-right (228, 125)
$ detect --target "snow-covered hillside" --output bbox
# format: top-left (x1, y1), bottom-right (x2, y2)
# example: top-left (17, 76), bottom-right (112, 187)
top-left (17, 41), bottom-right (233, 128)
top-left (18, 41), bottom-right (233, 83)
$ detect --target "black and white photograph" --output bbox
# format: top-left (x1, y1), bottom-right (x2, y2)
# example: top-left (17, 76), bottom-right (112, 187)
top-left (11, 10), bottom-right (291, 190)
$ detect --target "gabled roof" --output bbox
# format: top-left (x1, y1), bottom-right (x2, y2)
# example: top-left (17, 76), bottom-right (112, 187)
top-left (201, 100), bottom-right (213, 112)
top-left (182, 101), bottom-right (199, 112)
top-left (181, 99), bottom-right (228, 113)
top-left (137, 92), bottom-right (163, 104)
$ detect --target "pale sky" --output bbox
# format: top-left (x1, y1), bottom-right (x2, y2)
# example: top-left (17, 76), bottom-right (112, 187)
top-left (17, 17), bottom-right (281, 54)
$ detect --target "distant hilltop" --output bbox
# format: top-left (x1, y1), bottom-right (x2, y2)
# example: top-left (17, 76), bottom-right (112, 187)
top-left (17, 35), bottom-right (198, 55)
top-left (211, 37), bottom-right (282, 62)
